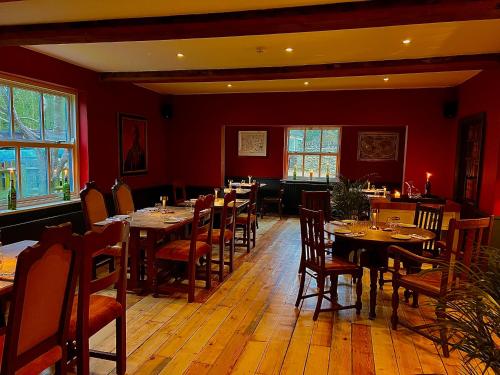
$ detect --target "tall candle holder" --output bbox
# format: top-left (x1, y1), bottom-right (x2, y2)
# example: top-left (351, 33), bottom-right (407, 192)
top-left (424, 172), bottom-right (432, 196)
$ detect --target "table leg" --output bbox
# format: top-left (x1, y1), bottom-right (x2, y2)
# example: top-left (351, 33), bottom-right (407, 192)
top-left (127, 228), bottom-right (140, 291)
top-left (369, 267), bottom-right (378, 319)
top-left (146, 230), bottom-right (157, 293)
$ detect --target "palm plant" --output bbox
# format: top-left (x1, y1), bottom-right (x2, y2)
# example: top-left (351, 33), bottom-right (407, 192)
top-left (330, 175), bottom-right (370, 219)
top-left (435, 247), bottom-right (500, 374)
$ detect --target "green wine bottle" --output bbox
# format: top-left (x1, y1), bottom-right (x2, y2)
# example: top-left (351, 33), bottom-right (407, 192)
top-left (293, 165), bottom-right (297, 180)
top-left (63, 176), bottom-right (71, 201)
top-left (8, 178), bottom-right (16, 210)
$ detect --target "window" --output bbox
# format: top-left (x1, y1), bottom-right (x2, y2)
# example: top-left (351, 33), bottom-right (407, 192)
top-left (286, 127), bottom-right (340, 178)
top-left (0, 78), bottom-right (77, 207)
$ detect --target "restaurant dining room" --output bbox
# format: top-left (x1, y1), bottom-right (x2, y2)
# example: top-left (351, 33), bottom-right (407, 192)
top-left (0, 1), bottom-right (500, 374)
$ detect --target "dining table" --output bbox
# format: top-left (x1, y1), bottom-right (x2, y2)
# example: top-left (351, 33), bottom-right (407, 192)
top-left (324, 222), bottom-right (435, 319)
top-left (95, 206), bottom-right (195, 293)
top-left (0, 239), bottom-right (38, 326)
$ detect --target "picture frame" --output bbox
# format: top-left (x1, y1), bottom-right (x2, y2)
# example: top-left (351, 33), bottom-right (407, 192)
top-left (238, 131), bottom-right (267, 156)
top-left (357, 132), bottom-right (399, 161)
top-left (118, 113), bottom-right (148, 175)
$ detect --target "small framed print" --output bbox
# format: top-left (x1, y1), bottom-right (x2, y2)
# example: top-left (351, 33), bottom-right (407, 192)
top-left (238, 131), bottom-right (267, 156)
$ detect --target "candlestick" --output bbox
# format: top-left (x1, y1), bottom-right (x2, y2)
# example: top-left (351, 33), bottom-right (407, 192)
top-left (394, 190), bottom-right (401, 198)
top-left (425, 172), bottom-right (432, 196)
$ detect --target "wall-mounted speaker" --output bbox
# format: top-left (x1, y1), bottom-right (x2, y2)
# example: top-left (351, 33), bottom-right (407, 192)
top-left (161, 103), bottom-right (173, 119)
top-left (443, 100), bottom-right (458, 119)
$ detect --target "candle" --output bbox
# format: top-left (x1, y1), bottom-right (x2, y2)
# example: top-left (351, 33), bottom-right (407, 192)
top-left (326, 165), bottom-right (330, 176)
top-left (426, 172), bottom-right (432, 181)
top-left (394, 190), bottom-right (401, 198)
top-left (64, 169), bottom-right (68, 178)
top-left (309, 169), bottom-right (313, 179)
top-left (367, 180), bottom-right (370, 190)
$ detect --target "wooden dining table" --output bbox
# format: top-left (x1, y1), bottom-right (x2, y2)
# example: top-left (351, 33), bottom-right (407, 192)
top-left (324, 222), bottom-right (435, 319)
top-left (95, 206), bottom-right (195, 293)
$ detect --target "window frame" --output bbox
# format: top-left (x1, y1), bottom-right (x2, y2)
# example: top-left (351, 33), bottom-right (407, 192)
top-left (285, 126), bottom-right (341, 179)
top-left (0, 75), bottom-right (80, 208)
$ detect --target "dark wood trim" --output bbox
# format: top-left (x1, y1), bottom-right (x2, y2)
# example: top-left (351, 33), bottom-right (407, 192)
top-left (100, 54), bottom-right (500, 83)
top-left (1, 0), bottom-right (499, 46)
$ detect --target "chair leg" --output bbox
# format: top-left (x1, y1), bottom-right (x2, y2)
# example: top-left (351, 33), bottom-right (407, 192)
top-left (391, 282), bottom-right (400, 330)
top-left (412, 291), bottom-right (419, 308)
top-left (379, 270), bottom-right (385, 289)
top-left (404, 289), bottom-right (412, 303)
top-left (313, 275), bottom-right (325, 321)
top-left (436, 303), bottom-right (449, 357)
top-left (76, 337), bottom-right (89, 375)
top-left (330, 275), bottom-right (338, 300)
top-left (188, 261), bottom-right (196, 302)
top-left (295, 267), bottom-right (306, 307)
top-left (252, 222), bottom-right (256, 248)
top-left (246, 224), bottom-right (251, 253)
top-left (355, 271), bottom-right (363, 314)
top-left (218, 243), bottom-right (224, 282)
top-left (206, 252), bottom-right (212, 289)
top-left (116, 316), bottom-right (126, 375)
top-left (279, 202), bottom-right (282, 219)
top-left (229, 239), bottom-right (234, 273)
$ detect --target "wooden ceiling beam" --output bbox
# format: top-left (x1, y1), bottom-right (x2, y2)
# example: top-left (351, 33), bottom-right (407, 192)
top-left (99, 54), bottom-right (500, 83)
top-left (1, 0), bottom-right (499, 46)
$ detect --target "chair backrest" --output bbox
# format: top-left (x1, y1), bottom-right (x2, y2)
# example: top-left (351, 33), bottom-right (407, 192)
top-left (111, 178), bottom-right (135, 215)
top-left (80, 181), bottom-right (109, 230)
top-left (439, 216), bottom-right (494, 290)
top-left (76, 221), bottom-right (129, 312)
top-left (302, 191), bottom-right (331, 223)
top-left (299, 207), bottom-right (327, 270)
top-left (190, 195), bottom-right (215, 257)
top-left (172, 181), bottom-right (187, 206)
top-left (220, 190), bottom-right (237, 246)
top-left (1, 223), bottom-right (78, 375)
top-left (413, 203), bottom-right (444, 250)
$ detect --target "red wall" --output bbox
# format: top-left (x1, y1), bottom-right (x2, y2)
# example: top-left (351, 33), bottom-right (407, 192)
top-left (224, 125), bottom-right (406, 185)
top-left (168, 89), bottom-right (457, 197)
top-left (0, 46), bottom-right (168, 191)
top-left (458, 68), bottom-right (500, 215)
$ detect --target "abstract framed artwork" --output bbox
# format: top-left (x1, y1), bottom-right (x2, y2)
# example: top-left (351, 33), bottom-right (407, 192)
top-left (357, 132), bottom-right (399, 161)
top-left (238, 131), bottom-right (267, 156)
top-left (118, 113), bottom-right (148, 175)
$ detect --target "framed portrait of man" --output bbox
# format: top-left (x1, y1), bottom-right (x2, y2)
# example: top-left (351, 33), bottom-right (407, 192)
top-left (118, 113), bottom-right (148, 175)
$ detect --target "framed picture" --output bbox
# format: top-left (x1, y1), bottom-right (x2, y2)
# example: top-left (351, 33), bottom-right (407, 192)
top-left (357, 132), bottom-right (399, 161)
top-left (238, 131), bottom-right (267, 156)
top-left (118, 113), bottom-right (148, 175)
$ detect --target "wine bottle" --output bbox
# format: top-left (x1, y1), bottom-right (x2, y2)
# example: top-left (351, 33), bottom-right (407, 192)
top-left (63, 176), bottom-right (71, 201)
top-left (293, 165), bottom-right (297, 180)
top-left (8, 178), bottom-right (16, 210)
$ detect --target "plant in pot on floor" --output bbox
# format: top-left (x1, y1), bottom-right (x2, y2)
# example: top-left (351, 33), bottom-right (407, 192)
top-left (431, 247), bottom-right (499, 374)
top-left (330, 175), bottom-right (371, 220)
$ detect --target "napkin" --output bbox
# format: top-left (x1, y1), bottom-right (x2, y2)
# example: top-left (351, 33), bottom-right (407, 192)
top-left (332, 220), bottom-right (347, 226)
top-left (345, 232), bottom-right (366, 237)
top-left (410, 234), bottom-right (430, 240)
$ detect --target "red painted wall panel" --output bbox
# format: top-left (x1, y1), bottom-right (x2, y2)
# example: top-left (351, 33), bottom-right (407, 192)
top-left (458, 68), bottom-right (500, 215)
top-left (0, 46), bottom-right (168, 191)
top-left (168, 89), bottom-right (457, 198)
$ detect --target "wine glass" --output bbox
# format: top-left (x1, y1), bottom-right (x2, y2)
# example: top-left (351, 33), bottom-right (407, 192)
top-left (248, 175), bottom-right (252, 184)
top-left (214, 188), bottom-right (220, 199)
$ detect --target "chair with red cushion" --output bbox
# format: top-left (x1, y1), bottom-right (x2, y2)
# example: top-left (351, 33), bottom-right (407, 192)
top-left (198, 190), bottom-right (236, 281)
top-left (153, 195), bottom-right (215, 302)
top-left (235, 184), bottom-right (257, 253)
top-left (68, 221), bottom-right (129, 375)
top-left (390, 216), bottom-right (494, 357)
top-left (295, 207), bottom-right (363, 321)
top-left (0, 223), bottom-right (79, 375)
top-left (111, 178), bottom-right (135, 215)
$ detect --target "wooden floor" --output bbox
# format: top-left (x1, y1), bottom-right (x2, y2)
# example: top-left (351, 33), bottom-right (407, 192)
top-left (87, 217), bottom-right (464, 375)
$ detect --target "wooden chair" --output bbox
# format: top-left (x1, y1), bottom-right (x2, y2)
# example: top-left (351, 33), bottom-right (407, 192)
top-left (153, 195), bottom-right (214, 302)
top-left (198, 190), bottom-right (236, 281)
top-left (295, 208), bottom-right (363, 320)
top-left (390, 216), bottom-right (494, 357)
top-left (261, 182), bottom-right (284, 219)
top-left (68, 220), bottom-right (129, 375)
top-left (236, 184), bottom-right (257, 253)
top-left (172, 181), bottom-right (187, 206)
top-left (379, 203), bottom-right (445, 292)
top-left (301, 191), bottom-right (332, 223)
top-left (0, 223), bottom-right (79, 375)
top-left (111, 178), bottom-right (134, 215)
top-left (80, 181), bottom-right (115, 278)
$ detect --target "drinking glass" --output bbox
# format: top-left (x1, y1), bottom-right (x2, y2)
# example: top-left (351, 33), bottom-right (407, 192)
top-left (161, 195), bottom-right (168, 208)
top-left (248, 175), bottom-right (252, 184)
top-left (228, 179), bottom-right (233, 188)
top-left (214, 188), bottom-right (220, 199)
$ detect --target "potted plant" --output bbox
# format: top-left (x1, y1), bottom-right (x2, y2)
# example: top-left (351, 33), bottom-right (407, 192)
top-left (330, 175), bottom-right (370, 220)
top-left (434, 247), bottom-right (499, 374)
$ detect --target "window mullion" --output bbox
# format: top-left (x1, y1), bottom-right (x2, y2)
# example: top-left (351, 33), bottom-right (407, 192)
top-left (15, 146), bottom-right (21, 199)
top-left (9, 86), bottom-right (14, 139)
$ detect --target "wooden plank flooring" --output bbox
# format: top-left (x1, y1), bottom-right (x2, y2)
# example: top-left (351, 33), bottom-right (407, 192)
top-left (85, 217), bottom-right (463, 375)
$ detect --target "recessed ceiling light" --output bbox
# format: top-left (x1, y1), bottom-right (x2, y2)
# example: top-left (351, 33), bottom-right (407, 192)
top-left (176, 52), bottom-right (184, 58)
top-left (383, 77), bottom-right (389, 82)
top-left (285, 47), bottom-right (294, 53)
top-left (402, 39), bottom-right (411, 45)
top-left (304, 81), bottom-right (310, 86)
top-left (227, 84), bottom-right (232, 88)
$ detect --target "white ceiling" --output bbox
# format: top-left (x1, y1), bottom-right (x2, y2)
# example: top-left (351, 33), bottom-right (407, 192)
top-left (3, 1), bottom-right (499, 94)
